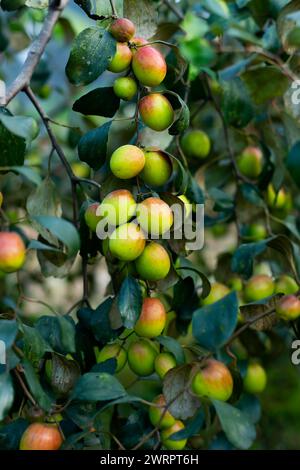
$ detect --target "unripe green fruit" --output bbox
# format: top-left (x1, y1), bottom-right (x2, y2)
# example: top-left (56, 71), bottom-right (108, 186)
top-left (109, 222), bottom-right (146, 261)
top-left (275, 275), bottom-right (299, 295)
top-left (244, 223), bottom-right (267, 241)
top-left (139, 94), bottom-right (174, 132)
top-left (202, 282), bottom-right (230, 306)
top-left (110, 144), bottom-right (145, 179)
top-left (109, 18), bottom-right (135, 42)
top-left (178, 194), bottom-right (192, 218)
top-left (108, 42), bottom-right (132, 73)
top-left (244, 274), bottom-right (275, 302)
top-left (84, 202), bottom-right (101, 232)
top-left (137, 197), bottom-right (173, 236)
top-left (132, 46), bottom-right (167, 87)
top-left (95, 343), bottom-right (127, 372)
top-left (134, 297), bottom-right (167, 338)
top-left (113, 77), bottom-right (138, 101)
top-left (155, 352), bottom-right (176, 379)
top-left (0, 232), bottom-right (26, 273)
top-left (127, 338), bottom-right (158, 376)
top-left (71, 162), bottom-right (90, 178)
top-left (140, 148), bottom-right (172, 187)
top-left (181, 130), bottom-right (211, 160)
top-left (191, 359), bottom-right (233, 402)
top-left (243, 363), bottom-right (267, 394)
top-left (267, 185), bottom-right (288, 210)
top-left (149, 394), bottom-right (176, 429)
top-left (20, 423), bottom-right (63, 450)
top-left (135, 242), bottom-right (171, 281)
top-left (100, 189), bottom-right (136, 227)
top-left (37, 84), bottom-right (52, 99)
top-left (228, 276), bottom-right (243, 292)
top-left (161, 420), bottom-right (187, 450)
top-left (237, 146), bottom-right (264, 179)
top-left (276, 295), bottom-right (300, 321)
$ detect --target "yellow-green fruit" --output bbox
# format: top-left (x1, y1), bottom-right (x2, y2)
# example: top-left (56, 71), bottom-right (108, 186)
top-left (140, 148), bottom-right (172, 187)
top-left (267, 185), bottom-right (288, 210)
top-left (113, 77), bottom-right (138, 101)
top-left (243, 363), bottom-right (267, 394)
top-left (244, 223), bottom-right (267, 241)
top-left (202, 282), bottom-right (230, 306)
top-left (276, 295), bottom-right (300, 321)
top-left (20, 423), bottom-right (63, 450)
top-left (191, 359), bottom-right (233, 401)
top-left (110, 145), bottom-right (145, 179)
top-left (37, 84), bottom-right (52, 99)
top-left (100, 189), bottom-right (136, 227)
top-left (139, 94), bottom-right (174, 132)
top-left (275, 275), bottom-right (299, 295)
top-left (109, 222), bottom-right (146, 261)
top-left (181, 130), bottom-right (211, 160)
top-left (132, 46), bottom-right (167, 87)
top-left (161, 420), bottom-right (187, 450)
top-left (237, 146), bottom-right (264, 179)
top-left (244, 275), bottom-right (275, 302)
top-left (109, 18), bottom-right (135, 42)
top-left (95, 343), bottom-right (127, 372)
top-left (178, 194), bottom-right (192, 218)
top-left (108, 42), bottom-right (132, 73)
top-left (0, 232), bottom-right (26, 273)
top-left (155, 352), bottom-right (176, 379)
top-left (137, 197), bottom-right (173, 236)
top-left (127, 338), bottom-right (158, 376)
top-left (84, 202), bottom-right (101, 232)
top-left (149, 394), bottom-right (176, 429)
top-left (228, 276), bottom-right (243, 292)
top-left (135, 242), bottom-right (171, 281)
top-left (134, 297), bottom-right (167, 338)
top-left (71, 162), bottom-right (90, 178)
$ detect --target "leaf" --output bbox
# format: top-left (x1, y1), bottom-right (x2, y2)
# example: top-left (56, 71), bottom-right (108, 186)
top-left (46, 353), bottom-right (81, 398)
top-left (36, 316), bottom-right (76, 354)
top-left (75, 0), bottom-right (123, 18)
top-left (78, 121), bottom-right (112, 171)
top-left (124, 0), bottom-right (157, 38)
top-left (32, 216), bottom-right (80, 258)
top-left (240, 294), bottom-right (281, 331)
top-left (212, 399), bottom-right (256, 450)
top-left (236, 394), bottom-right (261, 424)
top-left (72, 372), bottom-right (126, 401)
top-left (22, 325), bottom-right (52, 366)
top-left (0, 419), bottom-right (28, 450)
top-left (78, 297), bottom-right (121, 344)
top-left (157, 336), bottom-right (185, 365)
top-left (163, 365), bottom-right (200, 420)
top-left (0, 109), bottom-right (26, 166)
top-left (221, 78), bottom-right (254, 128)
top-left (164, 151), bottom-right (188, 195)
top-left (22, 360), bottom-right (52, 412)
top-left (173, 277), bottom-right (199, 323)
top-left (241, 65), bottom-right (289, 105)
top-left (73, 87), bottom-right (120, 118)
top-left (0, 114), bottom-right (39, 143)
top-left (286, 141), bottom-right (300, 188)
top-left (5, 166), bottom-right (42, 185)
top-left (277, 0), bottom-right (300, 53)
top-left (165, 92), bottom-right (190, 136)
top-left (192, 291), bottom-right (239, 351)
top-left (170, 409), bottom-right (205, 440)
top-left (0, 374), bottom-right (14, 420)
top-left (117, 276), bottom-right (143, 329)
top-left (0, 319), bottom-right (18, 349)
top-left (231, 239), bottom-right (268, 279)
top-left (66, 28), bottom-right (116, 86)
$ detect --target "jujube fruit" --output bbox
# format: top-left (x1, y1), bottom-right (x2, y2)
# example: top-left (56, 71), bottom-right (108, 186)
top-left (244, 274), bottom-right (275, 302)
top-left (191, 359), bottom-right (233, 402)
top-left (267, 185), bottom-right (291, 211)
top-left (132, 46), bottom-right (167, 87)
top-left (161, 420), bottom-right (187, 450)
top-left (139, 94), bottom-right (174, 132)
top-left (275, 275), bottom-right (298, 295)
top-left (108, 42), bottom-right (132, 73)
top-left (134, 297), bottom-right (167, 338)
top-left (181, 130), bottom-right (211, 160)
top-left (20, 423), bottom-right (63, 450)
top-left (100, 189), bottom-right (136, 227)
top-left (0, 231), bottom-right (26, 273)
top-left (127, 338), bottom-right (158, 376)
top-left (243, 363), bottom-right (267, 394)
top-left (109, 222), bottom-right (146, 261)
top-left (276, 295), bottom-right (300, 321)
top-left (155, 352), bottom-right (176, 379)
top-left (243, 223), bottom-right (267, 242)
top-left (109, 18), bottom-right (135, 42)
top-left (113, 77), bottom-right (138, 101)
top-left (84, 202), bottom-right (101, 232)
top-left (137, 197), bottom-right (173, 236)
top-left (202, 282), bottom-right (230, 306)
top-left (110, 144), bottom-right (145, 179)
top-left (140, 148), bottom-right (172, 187)
top-left (135, 242), bottom-right (171, 281)
top-left (149, 394), bottom-right (175, 429)
top-left (237, 146), bottom-right (264, 179)
top-left (95, 343), bottom-right (127, 372)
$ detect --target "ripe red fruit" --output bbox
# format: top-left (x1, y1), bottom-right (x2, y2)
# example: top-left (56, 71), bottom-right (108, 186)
top-left (0, 231), bottom-right (26, 273)
top-left (132, 46), bottom-right (167, 87)
top-left (109, 18), bottom-right (135, 42)
top-left (108, 42), bottom-right (132, 73)
top-left (20, 423), bottom-right (63, 450)
top-left (139, 94), bottom-right (174, 132)
top-left (276, 295), bottom-right (300, 321)
top-left (191, 359), bottom-right (233, 401)
top-left (134, 297), bottom-right (167, 338)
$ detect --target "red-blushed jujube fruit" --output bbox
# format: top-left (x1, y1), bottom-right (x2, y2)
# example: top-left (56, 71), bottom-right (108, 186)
top-left (109, 18), bottom-right (135, 42)
top-left (109, 222), bottom-right (145, 261)
top-left (276, 295), bottom-right (300, 321)
top-left (110, 144), bottom-right (145, 179)
top-left (244, 274), bottom-right (275, 302)
top-left (20, 423), bottom-right (63, 450)
top-left (113, 77), bottom-right (138, 101)
top-left (191, 359), bottom-right (233, 401)
top-left (267, 185), bottom-right (291, 210)
top-left (135, 242), bottom-right (171, 281)
top-left (138, 94), bottom-right (174, 132)
top-left (127, 338), bottom-right (158, 376)
top-left (0, 231), bottom-right (26, 273)
top-left (237, 146), bottom-right (264, 179)
top-left (108, 42), bottom-right (132, 73)
top-left (131, 37), bottom-right (147, 47)
top-left (95, 343), bottom-right (127, 372)
top-left (134, 297), bottom-right (167, 338)
top-left (275, 275), bottom-right (298, 295)
top-left (132, 46), bottom-right (167, 87)
top-left (84, 202), bottom-right (101, 232)
top-left (140, 148), bottom-right (172, 187)
top-left (155, 352), bottom-right (176, 379)
top-left (161, 420), bottom-right (187, 450)
top-left (149, 394), bottom-right (176, 429)
top-left (137, 197), bottom-right (173, 236)
top-left (181, 130), bottom-right (211, 160)
top-left (100, 189), bottom-right (136, 227)
top-left (243, 363), bottom-right (267, 394)
top-left (202, 282), bottom-right (230, 306)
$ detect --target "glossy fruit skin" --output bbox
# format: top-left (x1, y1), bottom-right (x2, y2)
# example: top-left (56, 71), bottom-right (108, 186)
top-left (191, 359), bottom-right (233, 402)
top-left (275, 275), bottom-right (298, 295)
top-left (71, 162), bottom-right (90, 178)
top-left (161, 420), bottom-right (187, 450)
top-left (109, 18), bottom-right (135, 42)
top-left (178, 194), bottom-right (192, 218)
top-left (110, 144), bottom-right (145, 179)
top-left (139, 94), bottom-right (174, 132)
top-left (20, 423), bottom-right (63, 450)
top-left (149, 394), bottom-right (176, 429)
top-left (228, 276), bottom-right (243, 292)
top-left (109, 222), bottom-right (146, 261)
top-left (127, 338), bottom-right (158, 376)
top-left (131, 37), bottom-right (147, 47)
top-left (243, 363), bottom-right (267, 394)
top-left (96, 343), bottom-right (127, 372)
top-left (202, 282), bottom-right (230, 306)
top-left (140, 148), bottom-right (172, 187)
top-left (132, 46), bottom-right (167, 87)
top-left (181, 130), bottom-right (211, 160)
top-left (137, 197), bottom-right (173, 236)
top-left (134, 297), bottom-right (167, 338)
top-left (135, 242), bottom-right (171, 281)
top-left (84, 202), bottom-right (101, 232)
top-left (237, 146), bottom-right (264, 179)
top-left (244, 274), bottom-right (275, 302)
top-left (267, 185), bottom-right (292, 216)
top-left (155, 352), bottom-right (176, 379)
top-left (276, 295), bottom-right (300, 321)
top-left (100, 189), bottom-right (136, 227)
top-left (0, 232), bottom-right (26, 273)
top-left (244, 223), bottom-right (267, 241)
top-left (108, 42), bottom-right (132, 73)
top-left (113, 77), bottom-right (138, 101)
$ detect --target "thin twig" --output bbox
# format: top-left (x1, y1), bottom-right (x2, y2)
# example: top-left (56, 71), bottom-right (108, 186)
top-left (14, 368), bottom-right (37, 406)
top-left (163, 0), bottom-right (184, 20)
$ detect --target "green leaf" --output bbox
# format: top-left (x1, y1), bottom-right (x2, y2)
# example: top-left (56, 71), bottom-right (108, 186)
top-left (277, 0), bottom-right (300, 53)
top-left (221, 78), bottom-right (254, 128)
top-left (78, 121), bottom-right (111, 171)
top-left (75, 0), bottom-right (123, 17)
top-left (66, 28), bottom-right (116, 86)
top-left (0, 114), bottom-right (39, 143)
top-left (0, 319), bottom-right (18, 349)
top-left (22, 360), bottom-right (52, 412)
top-left (78, 297), bottom-right (121, 344)
top-left (202, 0), bottom-right (230, 18)
top-left (181, 12), bottom-right (209, 40)
top-left (212, 399), bottom-right (256, 449)
top-left (5, 166), bottom-right (42, 185)
top-left (36, 316), bottom-right (76, 354)
top-left (170, 409), bottom-right (205, 440)
top-left (0, 374), bottom-right (14, 420)
top-left (0, 109), bottom-right (26, 166)
top-left (241, 65), bottom-right (289, 104)
top-left (117, 276), bottom-right (143, 329)
top-left (157, 336), bottom-right (185, 365)
top-left (192, 291), bottom-right (239, 351)
top-left (32, 216), bottom-right (80, 258)
top-left (163, 365), bottom-right (200, 420)
top-left (236, 394), bottom-right (261, 424)
top-left (73, 87), bottom-right (120, 118)
top-left (124, 0), bottom-right (157, 38)
top-left (72, 372), bottom-right (127, 401)
top-left (0, 419), bottom-right (28, 450)
top-left (46, 353), bottom-right (81, 398)
top-left (165, 91), bottom-right (190, 136)
top-left (286, 141), bottom-right (300, 188)
top-left (22, 324), bottom-right (52, 366)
